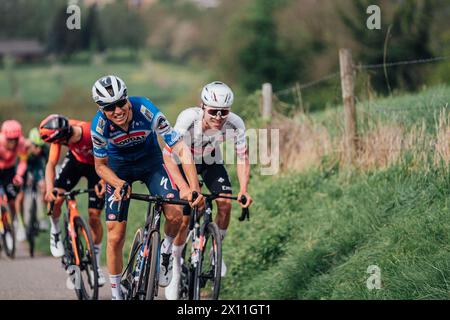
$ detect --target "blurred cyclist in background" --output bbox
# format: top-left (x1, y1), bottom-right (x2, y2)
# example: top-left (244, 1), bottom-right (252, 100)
top-left (0, 120), bottom-right (28, 240)
top-left (16, 128), bottom-right (49, 232)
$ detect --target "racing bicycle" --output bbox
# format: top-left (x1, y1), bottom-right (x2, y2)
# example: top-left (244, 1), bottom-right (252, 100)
top-left (179, 193), bottom-right (249, 300)
top-left (48, 188), bottom-right (99, 300)
top-left (120, 183), bottom-right (194, 300)
top-left (0, 185), bottom-right (15, 258)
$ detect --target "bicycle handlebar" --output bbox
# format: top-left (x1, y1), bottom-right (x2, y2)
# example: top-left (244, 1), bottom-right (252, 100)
top-left (47, 188), bottom-right (96, 216)
top-left (118, 182), bottom-right (195, 210)
top-left (201, 193), bottom-right (250, 222)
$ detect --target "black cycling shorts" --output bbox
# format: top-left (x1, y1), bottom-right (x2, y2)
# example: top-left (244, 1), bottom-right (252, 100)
top-left (179, 162), bottom-right (232, 216)
top-left (54, 151), bottom-right (104, 210)
top-left (0, 167), bottom-right (19, 200)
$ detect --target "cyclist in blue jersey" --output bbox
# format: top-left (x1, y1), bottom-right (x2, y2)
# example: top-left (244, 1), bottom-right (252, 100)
top-left (90, 75), bottom-right (203, 300)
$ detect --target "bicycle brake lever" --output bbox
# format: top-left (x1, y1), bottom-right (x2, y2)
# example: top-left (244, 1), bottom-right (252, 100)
top-left (47, 189), bottom-right (58, 216)
top-left (238, 195), bottom-right (250, 222)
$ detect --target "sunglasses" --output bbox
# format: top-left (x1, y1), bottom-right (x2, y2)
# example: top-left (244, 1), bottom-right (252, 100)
top-left (205, 108), bottom-right (230, 118)
top-left (102, 99), bottom-right (128, 112)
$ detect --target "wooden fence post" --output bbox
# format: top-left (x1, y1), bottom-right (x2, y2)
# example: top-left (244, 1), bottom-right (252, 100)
top-left (262, 83), bottom-right (272, 119)
top-left (339, 48), bottom-right (358, 163)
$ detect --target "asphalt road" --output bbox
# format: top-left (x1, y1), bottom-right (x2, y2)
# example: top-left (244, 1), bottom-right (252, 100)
top-left (0, 239), bottom-right (166, 300)
top-left (0, 240), bottom-right (112, 300)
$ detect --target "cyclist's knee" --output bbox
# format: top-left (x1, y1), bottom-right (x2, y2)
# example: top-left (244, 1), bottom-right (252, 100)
top-left (179, 215), bottom-right (190, 231)
top-left (88, 211), bottom-right (102, 226)
top-left (216, 198), bottom-right (232, 213)
top-left (107, 228), bottom-right (125, 249)
top-left (164, 206), bottom-right (183, 226)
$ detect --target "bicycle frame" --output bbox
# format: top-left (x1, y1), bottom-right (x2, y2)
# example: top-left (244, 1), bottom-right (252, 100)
top-left (121, 189), bottom-right (192, 300)
top-left (49, 189), bottom-right (94, 267)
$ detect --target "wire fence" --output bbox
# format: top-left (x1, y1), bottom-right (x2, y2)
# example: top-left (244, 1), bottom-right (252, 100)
top-left (272, 54), bottom-right (450, 117)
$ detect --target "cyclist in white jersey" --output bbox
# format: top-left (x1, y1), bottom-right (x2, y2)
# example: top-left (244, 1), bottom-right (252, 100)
top-left (163, 81), bottom-right (253, 299)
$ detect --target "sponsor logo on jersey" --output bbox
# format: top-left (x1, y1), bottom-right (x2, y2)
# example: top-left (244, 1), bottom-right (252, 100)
top-left (92, 135), bottom-right (107, 148)
top-left (96, 117), bottom-right (105, 135)
top-left (156, 116), bottom-right (170, 134)
top-left (108, 214), bottom-right (117, 220)
top-left (140, 105), bottom-right (154, 122)
top-left (166, 193), bottom-right (174, 199)
top-left (112, 131), bottom-right (148, 147)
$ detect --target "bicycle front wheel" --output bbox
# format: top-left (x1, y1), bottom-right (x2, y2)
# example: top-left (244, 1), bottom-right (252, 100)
top-left (73, 216), bottom-right (99, 300)
top-left (26, 197), bottom-right (38, 257)
top-left (142, 230), bottom-right (160, 300)
top-left (122, 228), bottom-right (143, 300)
top-left (194, 222), bottom-right (222, 300)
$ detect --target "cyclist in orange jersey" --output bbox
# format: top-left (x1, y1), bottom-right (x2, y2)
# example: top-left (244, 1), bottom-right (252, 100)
top-left (39, 114), bottom-right (106, 286)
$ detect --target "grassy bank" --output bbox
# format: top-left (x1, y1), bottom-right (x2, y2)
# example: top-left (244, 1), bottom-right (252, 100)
top-left (221, 163), bottom-right (450, 299)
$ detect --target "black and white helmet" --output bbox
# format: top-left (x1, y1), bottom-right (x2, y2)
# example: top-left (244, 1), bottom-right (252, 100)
top-left (92, 75), bottom-right (128, 108)
top-left (201, 81), bottom-right (234, 108)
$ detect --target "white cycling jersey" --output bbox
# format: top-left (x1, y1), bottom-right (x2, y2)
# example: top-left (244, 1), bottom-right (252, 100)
top-left (173, 107), bottom-right (247, 159)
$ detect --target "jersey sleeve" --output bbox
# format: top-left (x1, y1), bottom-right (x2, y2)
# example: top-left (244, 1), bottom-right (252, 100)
top-left (90, 112), bottom-right (109, 159)
top-left (139, 98), bottom-right (181, 149)
top-left (173, 108), bottom-right (197, 136)
top-left (230, 114), bottom-right (247, 156)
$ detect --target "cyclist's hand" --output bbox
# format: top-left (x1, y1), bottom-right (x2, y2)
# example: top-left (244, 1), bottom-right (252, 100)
top-left (179, 187), bottom-right (191, 201)
top-left (238, 191), bottom-right (252, 208)
top-left (114, 181), bottom-right (130, 201)
top-left (45, 189), bottom-right (57, 202)
top-left (12, 174), bottom-right (23, 187)
top-left (95, 180), bottom-right (106, 198)
top-left (190, 190), bottom-right (204, 209)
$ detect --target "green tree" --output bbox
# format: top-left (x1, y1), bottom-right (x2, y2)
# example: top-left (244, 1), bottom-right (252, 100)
top-left (100, 0), bottom-right (147, 55)
top-left (340, 0), bottom-right (437, 92)
top-left (83, 4), bottom-right (105, 52)
top-left (47, 5), bottom-right (84, 58)
top-left (219, 0), bottom-right (302, 92)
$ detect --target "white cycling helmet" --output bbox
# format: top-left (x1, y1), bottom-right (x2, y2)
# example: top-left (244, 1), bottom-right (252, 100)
top-left (201, 81), bottom-right (234, 108)
top-left (92, 75), bottom-right (128, 108)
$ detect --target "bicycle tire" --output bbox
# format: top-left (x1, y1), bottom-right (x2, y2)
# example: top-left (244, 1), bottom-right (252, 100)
top-left (123, 228), bottom-right (143, 300)
top-left (143, 230), bottom-right (160, 300)
top-left (27, 197), bottom-right (37, 258)
top-left (1, 207), bottom-right (16, 259)
top-left (73, 216), bottom-right (99, 300)
top-left (194, 222), bottom-right (222, 300)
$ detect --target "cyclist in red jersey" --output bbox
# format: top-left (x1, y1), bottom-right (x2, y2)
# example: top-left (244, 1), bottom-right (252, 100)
top-left (0, 120), bottom-right (28, 232)
top-left (39, 114), bottom-right (106, 286)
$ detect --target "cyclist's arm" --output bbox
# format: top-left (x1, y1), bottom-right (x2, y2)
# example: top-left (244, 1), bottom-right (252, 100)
top-left (236, 148), bottom-right (250, 194)
top-left (162, 147), bottom-right (190, 199)
top-left (170, 141), bottom-right (201, 194)
top-left (45, 143), bottom-right (60, 192)
top-left (16, 151), bottom-right (28, 178)
top-left (94, 156), bottom-right (124, 190)
top-left (233, 117), bottom-right (252, 207)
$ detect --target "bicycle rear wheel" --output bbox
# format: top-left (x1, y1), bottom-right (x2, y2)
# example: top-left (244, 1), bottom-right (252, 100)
top-left (142, 230), bottom-right (160, 300)
top-left (1, 207), bottom-right (16, 259)
top-left (122, 228), bottom-right (144, 300)
top-left (73, 216), bottom-right (99, 300)
top-left (194, 222), bottom-right (222, 300)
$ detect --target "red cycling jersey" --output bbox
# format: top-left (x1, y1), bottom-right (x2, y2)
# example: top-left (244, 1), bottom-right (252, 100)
top-left (48, 120), bottom-right (94, 165)
top-left (0, 133), bottom-right (28, 176)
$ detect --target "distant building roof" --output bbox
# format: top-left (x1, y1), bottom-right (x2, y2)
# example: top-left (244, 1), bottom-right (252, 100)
top-left (0, 40), bottom-right (45, 57)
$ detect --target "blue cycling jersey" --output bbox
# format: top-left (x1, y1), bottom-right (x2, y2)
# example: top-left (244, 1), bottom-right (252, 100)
top-left (90, 96), bottom-right (180, 162)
